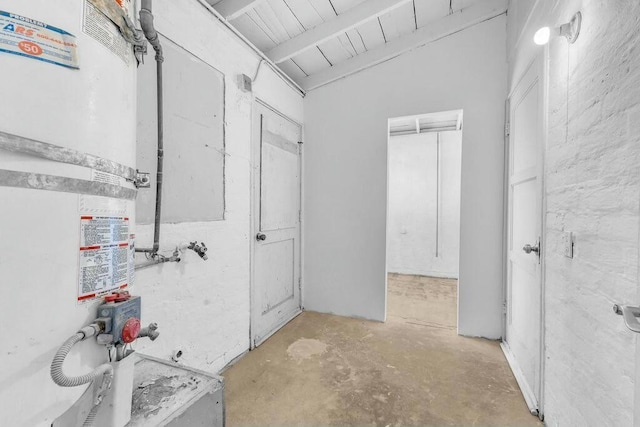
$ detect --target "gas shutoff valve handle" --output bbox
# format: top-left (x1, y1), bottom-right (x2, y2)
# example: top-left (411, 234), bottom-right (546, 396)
top-left (121, 318), bottom-right (141, 343)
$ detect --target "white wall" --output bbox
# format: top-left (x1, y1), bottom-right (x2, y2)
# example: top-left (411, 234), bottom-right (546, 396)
top-left (0, 0), bottom-right (303, 425)
top-left (387, 131), bottom-right (461, 278)
top-left (303, 16), bottom-right (507, 336)
top-left (133, 0), bottom-right (303, 375)
top-left (508, 0), bottom-right (640, 425)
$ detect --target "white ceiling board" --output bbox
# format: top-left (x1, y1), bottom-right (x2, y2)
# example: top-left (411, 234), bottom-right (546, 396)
top-left (214, 0), bottom-right (268, 20)
top-left (354, 18), bottom-right (386, 51)
top-left (308, 0), bottom-right (337, 20)
top-left (337, 33), bottom-right (359, 56)
top-left (282, 0), bottom-right (324, 30)
top-left (207, 0), bottom-right (486, 86)
top-left (379, 2), bottom-right (416, 41)
top-left (245, 9), bottom-right (284, 44)
top-left (454, 0), bottom-right (480, 11)
top-left (232, 13), bottom-right (279, 51)
top-left (267, 0), bottom-right (306, 38)
top-left (317, 37), bottom-right (354, 65)
top-left (347, 28), bottom-right (367, 54)
top-left (308, 0), bottom-right (366, 57)
top-left (254, 1), bottom-right (295, 42)
top-left (267, 0), bottom-right (410, 63)
top-left (345, 29), bottom-right (367, 54)
top-left (278, 59), bottom-right (309, 79)
top-left (291, 46), bottom-right (332, 75)
top-left (300, 0), bottom-right (508, 90)
top-left (329, 0), bottom-right (367, 14)
top-left (414, 0), bottom-right (449, 28)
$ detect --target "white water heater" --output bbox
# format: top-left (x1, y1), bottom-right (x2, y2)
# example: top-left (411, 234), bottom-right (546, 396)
top-left (0, 1), bottom-right (139, 425)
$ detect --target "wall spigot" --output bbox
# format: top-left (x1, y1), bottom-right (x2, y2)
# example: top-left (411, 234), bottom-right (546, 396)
top-left (188, 241), bottom-right (208, 260)
top-left (139, 322), bottom-right (160, 341)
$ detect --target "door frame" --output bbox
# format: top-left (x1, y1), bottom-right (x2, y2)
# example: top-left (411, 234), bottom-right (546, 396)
top-left (501, 50), bottom-right (549, 420)
top-left (250, 97), bottom-right (304, 349)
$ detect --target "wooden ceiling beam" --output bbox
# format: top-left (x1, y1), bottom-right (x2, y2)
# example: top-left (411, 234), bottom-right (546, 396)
top-left (266, 0), bottom-right (412, 64)
top-left (211, 0), bottom-right (266, 21)
top-left (299, 0), bottom-right (508, 91)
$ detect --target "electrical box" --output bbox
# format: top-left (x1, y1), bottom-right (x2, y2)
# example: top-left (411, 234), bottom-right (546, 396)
top-left (562, 231), bottom-right (574, 258)
top-left (238, 74), bottom-right (252, 92)
top-left (98, 295), bottom-right (142, 345)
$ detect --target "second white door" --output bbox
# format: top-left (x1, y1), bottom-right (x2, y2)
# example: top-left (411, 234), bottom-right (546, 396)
top-left (252, 102), bottom-right (302, 348)
top-left (503, 54), bottom-right (544, 416)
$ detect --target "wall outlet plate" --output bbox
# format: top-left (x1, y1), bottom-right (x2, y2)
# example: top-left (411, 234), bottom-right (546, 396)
top-left (562, 231), bottom-right (573, 258)
top-left (238, 74), bottom-right (252, 92)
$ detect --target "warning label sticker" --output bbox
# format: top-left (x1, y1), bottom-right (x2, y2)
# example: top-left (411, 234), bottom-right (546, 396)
top-left (83, 0), bottom-right (131, 65)
top-left (78, 216), bottom-right (131, 302)
top-left (0, 10), bottom-right (78, 69)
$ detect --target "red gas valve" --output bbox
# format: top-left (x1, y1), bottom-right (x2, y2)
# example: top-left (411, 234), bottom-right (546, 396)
top-left (121, 317), bottom-right (141, 343)
top-left (104, 291), bottom-right (132, 303)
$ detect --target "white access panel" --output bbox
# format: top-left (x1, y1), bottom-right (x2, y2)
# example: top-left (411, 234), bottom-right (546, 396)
top-left (136, 35), bottom-right (225, 224)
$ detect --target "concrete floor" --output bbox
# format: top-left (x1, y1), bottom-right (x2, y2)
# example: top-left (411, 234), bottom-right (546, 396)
top-left (223, 274), bottom-right (541, 426)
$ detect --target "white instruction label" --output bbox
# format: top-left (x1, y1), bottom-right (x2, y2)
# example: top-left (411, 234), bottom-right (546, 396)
top-left (79, 194), bottom-right (128, 217)
top-left (0, 10), bottom-right (79, 69)
top-left (92, 169), bottom-right (125, 187)
top-left (83, 0), bottom-right (131, 65)
top-left (78, 216), bottom-right (131, 302)
top-left (128, 233), bottom-right (135, 288)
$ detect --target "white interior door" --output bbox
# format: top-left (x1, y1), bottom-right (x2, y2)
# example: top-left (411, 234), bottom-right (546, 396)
top-left (502, 55), bottom-right (544, 416)
top-left (251, 102), bottom-right (302, 348)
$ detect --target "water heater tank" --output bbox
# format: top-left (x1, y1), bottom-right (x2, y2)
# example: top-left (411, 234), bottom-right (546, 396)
top-left (0, 0), bottom-right (139, 424)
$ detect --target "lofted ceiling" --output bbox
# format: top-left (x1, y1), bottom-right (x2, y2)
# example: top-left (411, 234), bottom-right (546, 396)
top-left (206, 0), bottom-right (507, 90)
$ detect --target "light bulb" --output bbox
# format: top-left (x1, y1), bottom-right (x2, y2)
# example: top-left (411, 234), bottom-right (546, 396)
top-left (534, 27), bottom-right (551, 45)
top-left (533, 12), bottom-right (582, 46)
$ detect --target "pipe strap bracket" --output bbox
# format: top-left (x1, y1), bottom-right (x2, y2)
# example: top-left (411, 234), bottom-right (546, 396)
top-left (0, 131), bottom-right (137, 182)
top-left (0, 170), bottom-right (137, 200)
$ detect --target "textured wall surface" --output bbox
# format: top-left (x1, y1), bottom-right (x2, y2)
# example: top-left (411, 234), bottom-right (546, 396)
top-left (387, 131), bottom-right (461, 278)
top-left (304, 16), bottom-right (507, 336)
top-left (508, 1), bottom-right (640, 425)
top-left (133, 0), bottom-right (303, 375)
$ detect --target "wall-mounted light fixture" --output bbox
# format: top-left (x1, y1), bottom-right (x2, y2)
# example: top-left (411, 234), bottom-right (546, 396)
top-left (534, 11), bottom-right (582, 45)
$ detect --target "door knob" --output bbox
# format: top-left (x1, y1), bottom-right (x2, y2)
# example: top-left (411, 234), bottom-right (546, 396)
top-left (256, 233), bottom-right (267, 241)
top-left (613, 304), bottom-right (640, 333)
top-left (523, 243), bottom-right (540, 254)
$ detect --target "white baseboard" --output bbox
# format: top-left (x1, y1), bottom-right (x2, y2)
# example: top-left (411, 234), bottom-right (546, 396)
top-left (500, 341), bottom-right (539, 416)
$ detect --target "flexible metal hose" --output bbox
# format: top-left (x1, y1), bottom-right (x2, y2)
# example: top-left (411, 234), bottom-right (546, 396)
top-left (50, 333), bottom-right (113, 387)
top-left (83, 402), bottom-right (100, 427)
top-left (50, 331), bottom-right (114, 426)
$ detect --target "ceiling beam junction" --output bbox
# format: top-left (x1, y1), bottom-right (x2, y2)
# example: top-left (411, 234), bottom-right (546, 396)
top-left (267, 0), bottom-right (412, 64)
top-left (211, 0), bottom-right (266, 21)
top-left (299, 0), bottom-right (508, 91)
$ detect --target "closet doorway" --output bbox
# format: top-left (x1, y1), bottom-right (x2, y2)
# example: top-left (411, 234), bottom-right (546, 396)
top-left (386, 110), bottom-right (463, 329)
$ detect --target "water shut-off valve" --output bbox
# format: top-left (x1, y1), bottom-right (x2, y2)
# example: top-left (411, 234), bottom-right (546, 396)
top-left (188, 241), bottom-right (208, 260)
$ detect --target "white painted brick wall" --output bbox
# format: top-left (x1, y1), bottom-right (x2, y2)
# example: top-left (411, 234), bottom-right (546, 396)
top-left (510, 1), bottom-right (640, 424)
top-left (132, 0), bottom-right (303, 375)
